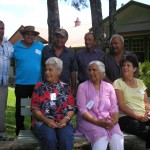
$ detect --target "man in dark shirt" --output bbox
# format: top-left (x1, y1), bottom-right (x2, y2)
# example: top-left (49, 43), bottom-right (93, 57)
top-left (102, 34), bottom-right (139, 83)
top-left (76, 32), bottom-right (105, 84)
top-left (42, 28), bottom-right (78, 97)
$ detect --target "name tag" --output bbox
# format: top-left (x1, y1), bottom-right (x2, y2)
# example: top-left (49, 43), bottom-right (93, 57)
top-left (35, 49), bottom-right (41, 55)
top-left (50, 93), bottom-right (57, 101)
top-left (86, 100), bottom-right (94, 109)
top-left (139, 89), bottom-right (144, 94)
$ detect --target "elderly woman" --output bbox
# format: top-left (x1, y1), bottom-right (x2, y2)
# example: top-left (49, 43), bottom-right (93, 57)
top-left (76, 60), bottom-right (124, 150)
top-left (31, 57), bottom-right (76, 150)
top-left (113, 54), bottom-right (150, 150)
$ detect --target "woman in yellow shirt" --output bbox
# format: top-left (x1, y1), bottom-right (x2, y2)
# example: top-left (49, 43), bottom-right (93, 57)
top-left (113, 54), bottom-right (150, 150)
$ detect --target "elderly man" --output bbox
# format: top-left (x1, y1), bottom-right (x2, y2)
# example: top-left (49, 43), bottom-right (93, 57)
top-left (42, 28), bottom-right (78, 97)
top-left (0, 20), bottom-right (14, 141)
top-left (102, 34), bottom-right (139, 83)
top-left (76, 32), bottom-right (105, 84)
top-left (13, 26), bottom-right (44, 135)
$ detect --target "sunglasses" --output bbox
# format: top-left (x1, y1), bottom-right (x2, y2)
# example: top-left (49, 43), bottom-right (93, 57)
top-left (25, 32), bottom-right (36, 37)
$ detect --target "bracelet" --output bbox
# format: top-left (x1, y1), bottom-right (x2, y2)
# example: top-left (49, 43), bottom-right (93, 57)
top-left (64, 115), bottom-right (71, 121)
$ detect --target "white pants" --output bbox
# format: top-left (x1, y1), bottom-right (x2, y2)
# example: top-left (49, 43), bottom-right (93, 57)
top-left (92, 134), bottom-right (124, 150)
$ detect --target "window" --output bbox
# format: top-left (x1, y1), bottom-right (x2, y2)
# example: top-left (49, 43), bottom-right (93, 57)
top-left (132, 38), bottom-right (144, 52)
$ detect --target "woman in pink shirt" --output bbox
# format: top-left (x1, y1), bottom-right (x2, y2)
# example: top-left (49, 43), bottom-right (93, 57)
top-left (76, 61), bottom-right (124, 150)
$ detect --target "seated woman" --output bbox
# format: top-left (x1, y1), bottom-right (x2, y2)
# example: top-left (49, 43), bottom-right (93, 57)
top-left (113, 54), bottom-right (150, 150)
top-left (31, 57), bottom-right (76, 150)
top-left (76, 60), bottom-right (124, 150)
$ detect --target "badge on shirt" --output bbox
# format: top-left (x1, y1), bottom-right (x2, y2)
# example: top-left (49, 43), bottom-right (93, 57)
top-left (86, 100), bottom-right (94, 109)
top-left (50, 93), bottom-right (57, 101)
top-left (139, 89), bottom-right (144, 95)
top-left (35, 49), bottom-right (41, 55)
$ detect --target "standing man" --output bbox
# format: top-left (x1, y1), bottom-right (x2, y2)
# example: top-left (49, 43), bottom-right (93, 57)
top-left (13, 26), bottom-right (44, 135)
top-left (42, 28), bottom-right (78, 97)
top-left (0, 20), bottom-right (14, 141)
top-left (102, 34), bottom-right (139, 83)
top-left (76, 32), bottom-right (105, 84)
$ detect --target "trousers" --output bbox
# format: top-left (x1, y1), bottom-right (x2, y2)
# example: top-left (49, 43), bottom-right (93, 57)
top-left (15, 84), bottom-right (34, 135)
top-left (119, 116), bottom-right (150, 148)
top-left (0, 85), bottom-right (8, 136)
top-left (33, 123), bottom-right (74, 150)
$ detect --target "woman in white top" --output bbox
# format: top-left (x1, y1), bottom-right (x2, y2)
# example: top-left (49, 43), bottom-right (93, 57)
top-left (113, 54), bottom-right (150, 150)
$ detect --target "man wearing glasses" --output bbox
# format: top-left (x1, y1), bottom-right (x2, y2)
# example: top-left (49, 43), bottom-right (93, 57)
top-left (13, 26), bottom-right (44, 135)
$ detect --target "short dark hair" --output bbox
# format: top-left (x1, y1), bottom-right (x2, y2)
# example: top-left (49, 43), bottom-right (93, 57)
top-left (120, 53), bottom-right (139, 69)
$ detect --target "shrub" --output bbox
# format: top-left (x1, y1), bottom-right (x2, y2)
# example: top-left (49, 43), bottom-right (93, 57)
top-left (139, 61), bottom-right (150, 96)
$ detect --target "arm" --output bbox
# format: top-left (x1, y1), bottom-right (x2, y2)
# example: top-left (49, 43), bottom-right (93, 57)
top-left (115, 89), bottom-right (147, 121)
top-left (71, 71), bottom-right (77, 97)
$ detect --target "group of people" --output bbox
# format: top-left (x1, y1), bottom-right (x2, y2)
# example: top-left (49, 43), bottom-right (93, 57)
top-left (0, 19), bottom-right (150, 150)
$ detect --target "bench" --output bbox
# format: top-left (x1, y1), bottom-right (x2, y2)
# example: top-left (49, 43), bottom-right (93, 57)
top-left (18, 98), bottom-right (150, 149)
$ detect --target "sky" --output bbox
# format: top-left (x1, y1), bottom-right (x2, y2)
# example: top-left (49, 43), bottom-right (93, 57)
top-left (0, 0), bottom-right (149, 38)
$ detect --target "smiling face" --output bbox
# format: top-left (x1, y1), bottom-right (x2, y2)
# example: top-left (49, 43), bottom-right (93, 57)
top-left (84, 33), bottom-right (95, 51)
top-left (45, 64), bottom-right (60, 84)
top-left (89, 63), bottom-right (103, 83)
top-left (110, 36), bottom-right (124, 55)
top-left (23, 32), bottom-right (36, 45)
top-left (54, 34), bottom-right (68, 48)
top-left (122, 61), bottom-right (137, 78)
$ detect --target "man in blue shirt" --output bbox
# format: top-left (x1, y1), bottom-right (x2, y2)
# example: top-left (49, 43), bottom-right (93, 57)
top-left (0, 20), bottom-right (14, 141)
top-left (76, 32), bottom-right (105, 84)
top-left (13, 26), bottom-right (44, 135)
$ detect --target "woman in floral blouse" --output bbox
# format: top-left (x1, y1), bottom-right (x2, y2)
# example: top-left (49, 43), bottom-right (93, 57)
top-left (31, 57), bottom-right (76, 150)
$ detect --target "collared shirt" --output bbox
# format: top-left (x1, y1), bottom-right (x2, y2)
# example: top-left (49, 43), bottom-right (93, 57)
top-left (0, 37), bottom-right (14, 86)
top-left (31, 80), bottom-right (76, 127)
top-left (76, 48), bottom-right (105, 83)
top-left (102, 51), bottom-right (139, 82)
top-left (42, 44), bottom-right (78, 85)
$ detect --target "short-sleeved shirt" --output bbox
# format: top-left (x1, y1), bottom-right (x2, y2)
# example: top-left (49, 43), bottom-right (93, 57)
top-left (42, 44), bottom-right (78, 85)
top-left (76, 48), bottom-right (105, 83)
top-left (102, 51), bottom-right (138, 82)
top-left (13, 41), bottom-right (44, 85)
top-left (113, 78), bottom-right (147, 116)
top-left (31, 80), bottom-right (76, 127)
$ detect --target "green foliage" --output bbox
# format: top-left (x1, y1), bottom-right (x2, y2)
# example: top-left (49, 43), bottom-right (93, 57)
top-left (139, 61), bottom-right (150, 96)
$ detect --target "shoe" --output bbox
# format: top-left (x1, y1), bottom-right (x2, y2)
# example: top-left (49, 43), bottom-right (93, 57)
top-left (0, 136), bottom-right (14, 141)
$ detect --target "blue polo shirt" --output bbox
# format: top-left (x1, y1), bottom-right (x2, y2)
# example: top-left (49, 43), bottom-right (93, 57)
top-left (13, 41), bottom-right (44, 85)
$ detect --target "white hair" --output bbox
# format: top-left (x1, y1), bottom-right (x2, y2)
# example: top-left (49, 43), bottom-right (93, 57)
top-left (89, 61), bottom-right (105, 77)
top-left (45, 57), bottom-right (63, 73)
top-left (110, 34), bottom-right (124, 44)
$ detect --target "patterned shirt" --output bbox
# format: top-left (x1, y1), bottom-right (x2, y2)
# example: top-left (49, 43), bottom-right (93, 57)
top-left (0, 37), bottom-right (14, 86)
top-left (31, 80), bottom-right (76, 127)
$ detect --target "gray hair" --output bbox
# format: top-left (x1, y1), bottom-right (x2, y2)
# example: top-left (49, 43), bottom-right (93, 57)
top-left (45, 57), bottom-right (63, 73)
top-left (89, 61), bottom-right (105, 77)
top-left (110, 34), bottom-right (124, 45)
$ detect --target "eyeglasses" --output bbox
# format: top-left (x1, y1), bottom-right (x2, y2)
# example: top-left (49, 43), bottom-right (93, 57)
top-left (25, 33), bottom-right (36, 37)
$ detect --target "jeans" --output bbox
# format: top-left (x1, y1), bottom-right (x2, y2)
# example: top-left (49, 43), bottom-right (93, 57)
top-left (119, 116), bottom-right (150, 148)
top-left (15, 84), bottom-right (35, 135)
top-left (32, 123), bottom-right (74, 150)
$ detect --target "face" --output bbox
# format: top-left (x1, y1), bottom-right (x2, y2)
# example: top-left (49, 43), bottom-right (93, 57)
top-left (23, 32), bottom-right (36, 44)
top-left (0, 22), bottom-right (4, 40)
top-left (110, 37), bottom-right (124, 55)
top-left (89, 64), bottom-right (102, 83)
top-left (84, 33), bottom-right (95, 50)
top-left (45, 64), bottom-right (60, 83)
top-left (54, 34), bottom-right (68, 48)
top-left (122, 61), bottom-right (137, 77)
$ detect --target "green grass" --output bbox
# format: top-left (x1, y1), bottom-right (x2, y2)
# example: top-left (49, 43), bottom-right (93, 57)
top-left (6, 87), bottom-right (31, 138)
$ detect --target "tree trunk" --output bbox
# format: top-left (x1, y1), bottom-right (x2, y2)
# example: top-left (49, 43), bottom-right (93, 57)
top-left (109, 0), bottom-right (117, 38)
top-left (89, 0), bottom-right (104, 50)
top-left (47, 0), bottom-right (60, 44)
